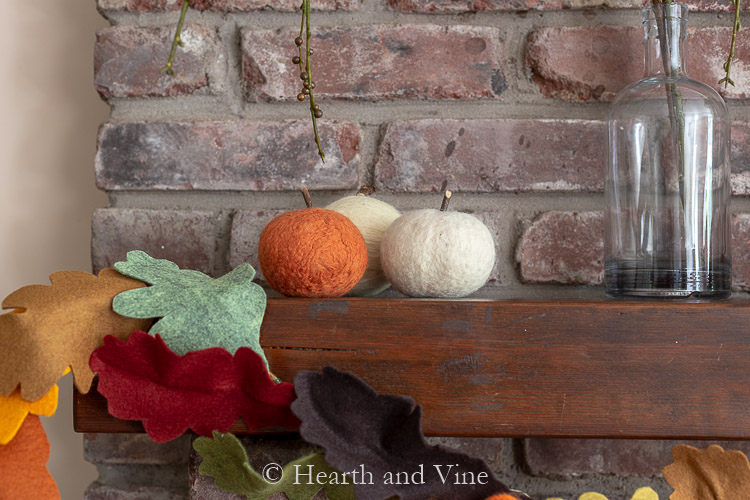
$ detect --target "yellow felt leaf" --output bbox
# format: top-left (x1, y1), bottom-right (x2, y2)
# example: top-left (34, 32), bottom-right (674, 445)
top-left (0, 368), bottom-right (68, 446)
top-left (0, 269), bottom-right (150, 401)
top-left (630, 486), bottom-right (658, 500)
top-left (579, 494), bottom-right (609, 500)
top-left (0, 384), bottom-right (58, 445)
top-left (663, 444), bottom-right (750, 500)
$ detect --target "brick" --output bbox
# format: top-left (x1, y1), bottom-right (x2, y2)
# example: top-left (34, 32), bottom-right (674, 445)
top-left (95, 121), bottom-right (360, 191)
top-left (517, 212), bottom-right (604, 285)
top-left (527, 27), bottom-right (750, 101)
top-left (426, 437), bottom-right (504, 471)
top-left (84, 434), bottom-right (191, 465)
top-left (242, 25), bottom-right (504, 101)
top-left (85, 484), bottom-right (187, 500)
top-left (229, 210), bottom-right (283, 283)
top-left (732, 214), bottom-right (750, 291)
top-left (387, 0), bottom-right (747, 11)
top-left (95, 26), bottom-right (223, 99)
top-left (524, 438), bottom-right (750, 477)
top-left (91, 208), bottom-right (217, 274)
top-left (518, 212), bottom-right (749, 287)
top-left (472, 212), bottom-right (503, 285)
top-left (96, 0), bottom-right (355, 13)
top-left (731, 122), bottom-right (750, 195)
top-left (375, 119), bottom-right (605, 193)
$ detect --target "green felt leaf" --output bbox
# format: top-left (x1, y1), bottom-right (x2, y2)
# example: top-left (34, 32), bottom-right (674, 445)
top-left (194, 431), bottom-right (356, 500)
top-left (113, 251), bottom-right (267, 363)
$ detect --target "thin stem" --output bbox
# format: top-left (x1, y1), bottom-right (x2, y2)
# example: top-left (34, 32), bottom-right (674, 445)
top-left (160, 0), bottom-right (191, 76)
top-left (719, 0), bottom-right (742, 88)
top-left (440, 190), bottom-right (452, 212)
top-left (297, 0), bottom-right (325, 162)
top-left (652, 1), bottom-right (686, 190)
top-left (301, 187), bottom-right (313, 208)
top-left (356, 185), bottom-right (376, 196)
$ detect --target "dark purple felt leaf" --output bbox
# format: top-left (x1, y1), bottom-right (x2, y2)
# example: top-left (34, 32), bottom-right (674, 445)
top-left (291, 367), bottom-right (518, 500)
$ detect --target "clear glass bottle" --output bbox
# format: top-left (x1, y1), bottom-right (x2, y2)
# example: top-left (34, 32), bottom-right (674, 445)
top-left (605, 3), bottom-right (731, 298)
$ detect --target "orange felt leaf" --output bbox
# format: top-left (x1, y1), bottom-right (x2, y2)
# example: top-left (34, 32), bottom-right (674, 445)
top-left (0, 269), bottom-right (150, 401)
top-left (662, 444), bottom-right (750, 499)
top-left (0, 415), bottom-right (60, 499)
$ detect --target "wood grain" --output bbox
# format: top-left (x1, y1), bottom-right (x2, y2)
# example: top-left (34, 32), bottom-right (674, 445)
top-left (75, 298), bottom-right (750, 439)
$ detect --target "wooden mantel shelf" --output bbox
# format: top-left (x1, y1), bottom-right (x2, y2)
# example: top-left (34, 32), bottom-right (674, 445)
top-left (74, 298), bottom-right (750, 440)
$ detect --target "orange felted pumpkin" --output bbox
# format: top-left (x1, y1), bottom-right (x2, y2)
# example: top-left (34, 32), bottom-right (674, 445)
top-left (258, 191), bottom-right (368, 297)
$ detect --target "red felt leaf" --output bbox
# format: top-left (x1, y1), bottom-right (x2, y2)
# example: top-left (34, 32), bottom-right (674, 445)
top-left (89, 331), bottom-right (300, 443)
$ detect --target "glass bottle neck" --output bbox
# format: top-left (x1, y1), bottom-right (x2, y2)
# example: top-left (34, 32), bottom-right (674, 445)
top-left (643, 3), bottom-right (688, 78)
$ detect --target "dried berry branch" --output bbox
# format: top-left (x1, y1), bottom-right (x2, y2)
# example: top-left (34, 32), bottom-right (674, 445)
top-left (719, 0), bottom-right (742, 88)
top-left (161, 0), bottom-right (326, 161)
top-left (295, 0), bottom-right (326, 162)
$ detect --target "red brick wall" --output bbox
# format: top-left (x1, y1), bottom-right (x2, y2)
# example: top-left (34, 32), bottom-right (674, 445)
top-left (86, 0), bottom-right (750, 498)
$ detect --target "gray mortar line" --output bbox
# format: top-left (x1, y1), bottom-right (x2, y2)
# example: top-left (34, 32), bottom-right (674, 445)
top-left (106, 190), bottom-right (606, 212)
top-left (106, 95), bottom-right (750, 127)
top-left (106, 190), bottom-right (750, 213)
top-left (99, 8), bottom-right (730, 30)
top-left (108, 99), bottom-right (614, 122)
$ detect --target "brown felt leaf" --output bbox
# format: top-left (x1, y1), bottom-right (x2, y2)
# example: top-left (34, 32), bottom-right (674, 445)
top-left (0, 415), bottom-right (60, 499)
top-left (0, 269), bottom-right (150, 401)
top-left (662, 444), bottom-right (750, 499)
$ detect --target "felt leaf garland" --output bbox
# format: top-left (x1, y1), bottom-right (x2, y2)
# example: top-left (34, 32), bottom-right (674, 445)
top-left (662, 444), bottom-right (750, 499)
top-left (0, 383), bottom-right (59, 446)
top-left (89, 331), bottom-right (299, 443)
top-left (0, 415), bottom-right (60, 499)
top-left (291, 366), bottom-right (513, 500)
top-left (0, 268), bottom-right (150, 401)
top-left (194, 431), bottom-right (356, 500)
top-left (112, 250), bottom-right (268, 362)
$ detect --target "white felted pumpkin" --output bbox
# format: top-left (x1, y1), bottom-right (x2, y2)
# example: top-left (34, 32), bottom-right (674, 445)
top-left (380, 209), bottom-right (495, 298)
top-left (326, 195), bottom-right (400, 296)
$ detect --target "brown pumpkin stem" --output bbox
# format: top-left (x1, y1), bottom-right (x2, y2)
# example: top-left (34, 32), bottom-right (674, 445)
top-left (356, 185), bottom-right (376, 197)
top-left (301, 187), bottom-right (313, 208)
top-left (440, 190), bottom-right (452, 212)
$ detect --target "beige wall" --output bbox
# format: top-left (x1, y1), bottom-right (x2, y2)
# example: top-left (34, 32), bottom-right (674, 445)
top-left (0, 0), bottom-right (109, 498)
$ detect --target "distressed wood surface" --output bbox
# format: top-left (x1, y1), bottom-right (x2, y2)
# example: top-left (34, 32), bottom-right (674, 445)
top-left (75, 298), bottom-right (750, 439)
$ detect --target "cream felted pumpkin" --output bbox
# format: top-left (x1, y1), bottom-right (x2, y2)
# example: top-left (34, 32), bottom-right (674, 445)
top-left (380, 208), bottom-right (495, 298)
top-left (326, 195), bottom-right (400, 296)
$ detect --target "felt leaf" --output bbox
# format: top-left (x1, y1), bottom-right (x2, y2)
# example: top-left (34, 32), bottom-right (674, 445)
top-left (113, 250), bottom-right (267, 363)
top-left (89, 331), bottom-right (299, 443)
top-left (291, 366), bottom-right (514, 500)
top-left (572, 489), bottom-right (658, 500)
top-left (0, 415), bottom-right (60, 499)
top-left (630, 487), bottom-right (659, 500)
top-left (194, 431), bottom-right (356, 500)
top-left (0, 269), bottom-right (150, 401)
top-left (662, 444), bottom-right (750, 499)
top-left (0, 383), bottom-right (59, 446)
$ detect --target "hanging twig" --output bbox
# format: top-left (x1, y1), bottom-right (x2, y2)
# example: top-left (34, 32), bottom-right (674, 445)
top-left (295, 0), bottom-right (326, 162)
top-left (719, 0), bottom-right (742, 88)
top-left (160, 0), bottom-right (191, 76)
top-left (160, 0), bottom-right (326, 161)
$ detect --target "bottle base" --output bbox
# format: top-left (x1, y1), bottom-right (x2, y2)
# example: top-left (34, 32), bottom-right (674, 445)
top-left (604, 258), bottom-right (731, 300)
top-left (605, 288), bottom-right (731, 299)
